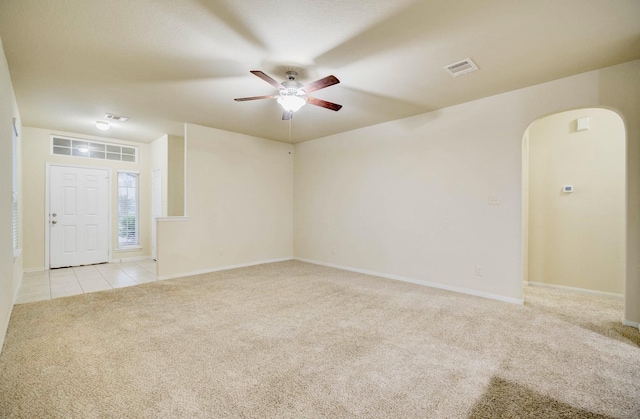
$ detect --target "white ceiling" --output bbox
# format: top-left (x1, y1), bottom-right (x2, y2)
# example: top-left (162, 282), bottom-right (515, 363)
top-left (1, 0), bottom-right (639, 144)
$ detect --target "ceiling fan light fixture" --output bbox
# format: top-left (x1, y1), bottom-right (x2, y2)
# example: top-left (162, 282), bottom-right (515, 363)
top-left (95, 120), bottom-right (110, 131)
top-left (277, 95), bottom-right (307, 112)
top-left (235, 70), bottom-right (341, 117)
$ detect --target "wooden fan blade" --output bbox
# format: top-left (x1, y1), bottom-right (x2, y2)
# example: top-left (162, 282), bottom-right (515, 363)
top-left (303, 75), bottom-right (340, 93)
top-left (250, 70), bottom-right (282, 89)
top-left (307, 97), bottom-right (343, 111)
top-left (282, 111), bottom-right (293, 120)
top-left (234, 95), bottom-right (277, 102)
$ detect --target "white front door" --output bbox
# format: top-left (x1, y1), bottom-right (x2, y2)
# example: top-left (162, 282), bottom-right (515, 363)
top-left (151, 169), bottom-right (162, 261)
top-left (49, 166), bottom-right (109, 268)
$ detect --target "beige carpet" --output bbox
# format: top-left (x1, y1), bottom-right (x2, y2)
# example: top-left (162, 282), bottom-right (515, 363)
top-left (524, 285), bottom-right (640, 348)
top-left (0, 260), bottom-right (638, 418)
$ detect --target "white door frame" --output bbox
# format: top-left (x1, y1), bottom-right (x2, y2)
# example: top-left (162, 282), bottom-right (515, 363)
top-left (45, 163), bottom-right (113, 270)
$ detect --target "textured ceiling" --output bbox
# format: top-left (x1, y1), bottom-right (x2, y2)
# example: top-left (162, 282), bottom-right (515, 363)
top-left (0, 0), bottom-right (639, 144)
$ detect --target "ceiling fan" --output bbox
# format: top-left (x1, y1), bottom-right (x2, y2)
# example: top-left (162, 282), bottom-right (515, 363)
top-left (234, 70), bottom-right (342, 120)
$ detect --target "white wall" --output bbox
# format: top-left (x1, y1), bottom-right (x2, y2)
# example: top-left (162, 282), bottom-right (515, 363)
top-left (157, 123), bottom-right (293, 278)
top-left (528, 109), bottom-right (625, 294)
top-left (294, 60), bottom-right (640, 323)
top-left (522, 131), bottom-right (529, 284)
top-left (167, 135), bottom-right (185, 217)
top-left (150, 134), bottom-right (169, 217)
top-left (295, 94), bottom-right (523, 303)
top-left (150, 134), bottom-right (185, 218)
top-left (21, 127), bottom-right (151, 270)
top-left (0, 37), bottom-right (22, 350)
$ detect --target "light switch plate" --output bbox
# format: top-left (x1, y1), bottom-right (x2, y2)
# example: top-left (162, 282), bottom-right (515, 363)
top-left (488, 194), bottom-right (500, 205)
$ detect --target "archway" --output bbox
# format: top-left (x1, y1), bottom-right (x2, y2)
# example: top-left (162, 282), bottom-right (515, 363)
top-left (522, 108), bottom-right (626, 308)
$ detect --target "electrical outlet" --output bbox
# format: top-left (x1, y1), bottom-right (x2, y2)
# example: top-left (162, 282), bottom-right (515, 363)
top-left (475, 265), bottom-right (484, 276)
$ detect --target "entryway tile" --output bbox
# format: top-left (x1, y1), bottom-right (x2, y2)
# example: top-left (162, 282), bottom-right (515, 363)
top-left (95, 264), bottom-right (122, 272)
top-left (109, 281), bottom-right (138, 289)
top-left (132, 274), bottom-right (157, 284)
top-left (22, 275), bottom-right (50, 287)
top-left (50, 275), bottom-right (79, 286)
top-left (100, 271), bottom-right (134, 282)
top-left (16, 259), bottom-right (157, 303)
top-left (79, 278), bottom-right (112, 293)
top-left (75, 271), bottom-right (105, 282)
top-left (49, 268), bottom-right (75, 277)
top-left (51, 288), bottom-right (84, 299)
top-left (16, 289), bottom-right (51, 304)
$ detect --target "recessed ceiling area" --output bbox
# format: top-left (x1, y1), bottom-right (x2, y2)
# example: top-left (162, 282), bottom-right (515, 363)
top-left (0, 0), bottom-right (638, 143)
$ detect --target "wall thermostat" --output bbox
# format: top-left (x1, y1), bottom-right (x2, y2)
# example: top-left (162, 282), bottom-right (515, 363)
top-left (563, 185), bottom-right (574, 193)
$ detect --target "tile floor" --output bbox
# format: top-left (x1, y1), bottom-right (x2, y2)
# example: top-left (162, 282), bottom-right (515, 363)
top-left (16, 259), bottom-right (158, 304)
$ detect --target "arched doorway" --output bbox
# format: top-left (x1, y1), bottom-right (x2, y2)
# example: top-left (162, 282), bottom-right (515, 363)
top-left (522, 108), bottom-right (626, 315)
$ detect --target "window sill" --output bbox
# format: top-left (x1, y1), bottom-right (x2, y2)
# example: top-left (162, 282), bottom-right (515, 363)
top-left (116, 246), bottom-right (142, 252)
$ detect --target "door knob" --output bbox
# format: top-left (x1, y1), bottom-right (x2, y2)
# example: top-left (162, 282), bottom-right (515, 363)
top-left (51, 220), bottom-right (57, 225)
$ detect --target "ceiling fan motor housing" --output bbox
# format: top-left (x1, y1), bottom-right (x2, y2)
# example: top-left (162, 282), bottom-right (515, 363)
top-left (281, 72), bottom-right (305, 96)
top-left (281, 71), bottom-right (305, 95)
top-left (280, 86), bottom-right (305, 96)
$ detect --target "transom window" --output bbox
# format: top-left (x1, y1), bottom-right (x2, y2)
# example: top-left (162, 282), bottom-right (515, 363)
top-left (51, 136), bottom-right (138, 163)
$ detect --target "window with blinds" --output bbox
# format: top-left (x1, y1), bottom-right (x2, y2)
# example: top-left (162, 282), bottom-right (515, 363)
top-left (12, 118), bottom-right (18, 252)
top-left (51, 136), bottom-right (138, 163)
top-left (117, 172), bottom-right (140, 248)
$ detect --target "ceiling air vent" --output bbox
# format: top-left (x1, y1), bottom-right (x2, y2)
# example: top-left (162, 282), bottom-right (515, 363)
top-left (104, 113), bottom-right (129, 122)
top-left (444, 58), bottom-right (478, 77)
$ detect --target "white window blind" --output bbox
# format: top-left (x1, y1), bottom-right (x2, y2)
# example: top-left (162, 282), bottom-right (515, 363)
top-left (12, 118), bottom-right (18, 251)
top-left (117, 172), bottom-right (139, 248)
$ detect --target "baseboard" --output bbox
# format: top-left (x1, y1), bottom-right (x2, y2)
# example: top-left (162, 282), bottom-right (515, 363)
top-left (1, 277), bottom-right (19, 354)
top-left (13, 273), bottom-right (22, 305)
top-left (109, 256), bottom-right (152, 263)
top-left (527, 281), bottom-right (623, 298)
top-left (23, 267), bottom-right (46, 273)
top-left (158, 257), bottom-right (294, 281)
top-left (0, 302), bottom-right (12, 355)
top-left (295, 257), bottom-right (524, 305)
top-left (622, 319), bottom-right (640, 330)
